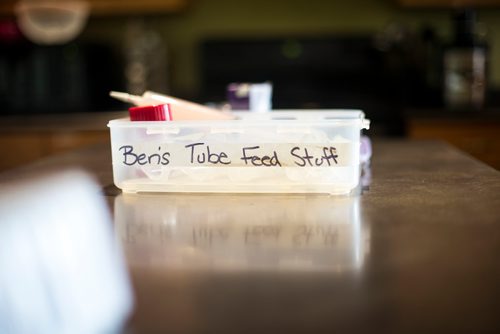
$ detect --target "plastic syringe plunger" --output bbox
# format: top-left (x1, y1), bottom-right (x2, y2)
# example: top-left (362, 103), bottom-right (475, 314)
top-left (110, 91), bottom-right (234, 121)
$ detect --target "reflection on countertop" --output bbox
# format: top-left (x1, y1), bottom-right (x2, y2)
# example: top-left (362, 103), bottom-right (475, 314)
top-left (114, 193), bottom-right (370, 272)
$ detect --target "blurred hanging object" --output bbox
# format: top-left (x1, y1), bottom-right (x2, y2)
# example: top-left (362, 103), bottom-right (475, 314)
top-left (14, 0), bottom-right (90, 45)
top-left (124, 19), bottom-right (169, 96)
top-left (443, 8), bottom-right (488, 111)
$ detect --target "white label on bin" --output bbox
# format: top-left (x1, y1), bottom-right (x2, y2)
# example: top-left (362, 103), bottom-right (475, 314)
top-left (113, 142), bottom-right (357, 167)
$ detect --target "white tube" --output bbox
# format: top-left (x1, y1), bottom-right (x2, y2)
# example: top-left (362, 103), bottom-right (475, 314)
top-left (110, 91), bottom-right (234, 121)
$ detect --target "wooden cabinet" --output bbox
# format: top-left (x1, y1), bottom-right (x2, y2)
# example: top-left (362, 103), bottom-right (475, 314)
top-left (0, 0), bottom-right (189, 17)
top-left (84, 0), bottom-right (188, 16)
top-left (0, 112), bottom-right (124, 172)
top-left (0, 130), bottom-right (110, 172)
top-left (396, 0), bottom-right (500, 7)
top-left (406, 112), bottom-right (500, 169)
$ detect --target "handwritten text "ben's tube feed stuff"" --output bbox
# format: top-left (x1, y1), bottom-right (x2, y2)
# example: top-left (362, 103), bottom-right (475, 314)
top-left (118, 142), bottom-right (345, 168)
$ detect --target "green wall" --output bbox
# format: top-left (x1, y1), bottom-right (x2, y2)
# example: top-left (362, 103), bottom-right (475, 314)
top-left (83, 0), bottom-right (500, 98)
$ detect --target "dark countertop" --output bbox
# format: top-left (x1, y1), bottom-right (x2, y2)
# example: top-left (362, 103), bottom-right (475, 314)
top-left (1, 140), bottom-right (500, 333)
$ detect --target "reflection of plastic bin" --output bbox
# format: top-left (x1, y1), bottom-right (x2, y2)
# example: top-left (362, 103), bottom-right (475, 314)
top-left (114, 193), bottom-right (369, 271)
top-left (108, 110), bottom-right (370, 194)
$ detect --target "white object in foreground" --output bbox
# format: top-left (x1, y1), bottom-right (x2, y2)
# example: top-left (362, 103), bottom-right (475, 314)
top-left (0, 170), bottom-right (133, 334)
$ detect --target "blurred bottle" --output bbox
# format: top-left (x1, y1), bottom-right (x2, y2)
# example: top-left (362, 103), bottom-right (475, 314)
top-left (124, 19), bottom-right (169, 96)
top-left (443, 8), bottom-right (488, 111)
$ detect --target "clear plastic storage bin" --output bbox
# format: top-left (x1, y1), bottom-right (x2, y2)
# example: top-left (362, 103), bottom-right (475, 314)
top-left (108, 110), bottom-right (370, 194)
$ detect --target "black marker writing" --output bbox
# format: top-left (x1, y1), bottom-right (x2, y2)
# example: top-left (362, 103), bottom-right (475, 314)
top-left (290, 146), bottom-right (338, 167)
top-left (119, 145), bottom-right (170, 166)
top-left (241, 146), bottom-right (281, 167)
top-left (185, 142), bottom-right (231, 165)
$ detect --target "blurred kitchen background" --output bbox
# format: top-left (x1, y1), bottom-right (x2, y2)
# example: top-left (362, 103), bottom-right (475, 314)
top-left (1, 0), bottom-right (499, 171)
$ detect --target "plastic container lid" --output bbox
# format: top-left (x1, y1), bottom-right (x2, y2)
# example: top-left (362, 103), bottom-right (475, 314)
top-left (128, 104), bottom-right (172, 121)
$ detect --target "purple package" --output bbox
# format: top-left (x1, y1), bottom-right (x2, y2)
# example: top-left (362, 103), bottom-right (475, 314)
top-left (360, 136), bottom-right (372, 188)
top-left (360, 135), bottom-right (372, 164)
top-left (227, 83), bottom-right (250, 110)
